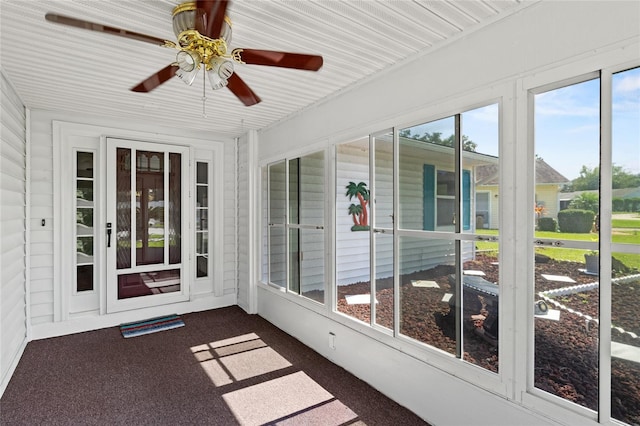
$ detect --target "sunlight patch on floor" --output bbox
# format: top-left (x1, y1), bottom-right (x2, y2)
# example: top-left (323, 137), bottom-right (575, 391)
top-left (223, 371), bottom-right (359, 425)
top-left (191, 333), bottom-right (292, 387)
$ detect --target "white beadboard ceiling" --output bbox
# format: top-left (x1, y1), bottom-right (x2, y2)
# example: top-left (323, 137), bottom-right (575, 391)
top-left (1, 0), bottom-right (526, 138)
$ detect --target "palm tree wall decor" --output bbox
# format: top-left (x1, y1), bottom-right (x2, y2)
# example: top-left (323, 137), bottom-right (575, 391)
top-left (346, 181), bottom-right (369, 231)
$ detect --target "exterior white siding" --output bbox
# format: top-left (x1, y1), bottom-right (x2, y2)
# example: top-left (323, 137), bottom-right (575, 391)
top-left (0, 71), bottom-right (27, 396)
top-left (336, 140), bottom-right (472, 286)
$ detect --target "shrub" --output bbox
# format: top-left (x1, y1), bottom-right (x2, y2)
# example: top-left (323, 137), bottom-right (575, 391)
top-left (557, 209), bottom-right (595, 233)
top-left (537, 217), bottom-right (557, 232)
top-left (568, 192), bottom-right (599, 213)
top-left (613, 197), bottom-right (625, 211)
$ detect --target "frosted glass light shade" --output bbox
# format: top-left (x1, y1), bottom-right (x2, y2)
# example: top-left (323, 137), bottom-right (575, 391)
top-left (207, 58), bottom-right (234, 90)
top-left (176, 65), bottom-right (200, 86)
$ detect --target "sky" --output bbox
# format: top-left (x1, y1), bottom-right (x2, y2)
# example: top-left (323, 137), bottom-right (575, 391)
top-left (402, 67), bottom-right (640, 182)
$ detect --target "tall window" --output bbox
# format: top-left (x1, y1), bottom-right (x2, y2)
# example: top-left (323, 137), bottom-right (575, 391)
top-left (610, 66), bottom-right (640, 425)
top-left (332, 104), bottom-right (500, 373)
top-left (533, 77), bottom-right (600, 411)
top-left (265, 151), bottom-right (325, 303)
top-left (398, 104), bottom-right (500, 372)
top-left (532, 67), bottom-right (640, 424)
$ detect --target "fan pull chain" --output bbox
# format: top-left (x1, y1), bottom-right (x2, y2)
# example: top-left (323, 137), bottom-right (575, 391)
top-left (202, 70), bottom-right (207, 118)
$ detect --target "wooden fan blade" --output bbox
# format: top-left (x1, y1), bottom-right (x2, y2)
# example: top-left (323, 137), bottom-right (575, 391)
top-left (196, 0), bottom-right (229, 39)
top-left (131, 65), bottom-right (177, 92)
top-left (233, 49), bottom-right (323, 71)
top-left (45, 13), bottom-right (168, 46)
top-left (226, 73), bottom-right (261, 106)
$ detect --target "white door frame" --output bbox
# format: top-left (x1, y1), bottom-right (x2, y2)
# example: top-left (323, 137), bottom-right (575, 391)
top-left (105, 138), bottom-right (191, 313)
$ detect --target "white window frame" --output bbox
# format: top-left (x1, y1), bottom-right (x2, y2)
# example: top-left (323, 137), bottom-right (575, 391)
top-left (516, 50), bottom-right (640, 424)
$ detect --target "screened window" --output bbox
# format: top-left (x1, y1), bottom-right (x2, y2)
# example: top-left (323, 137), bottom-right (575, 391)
top-left (264, 151), bottom-right (325, 304)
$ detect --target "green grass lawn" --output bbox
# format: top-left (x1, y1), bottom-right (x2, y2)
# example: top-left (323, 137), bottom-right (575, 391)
top-left (612, 219), bottom-right (640, 228)
top-left (475, 228), bottom-right (640, 269)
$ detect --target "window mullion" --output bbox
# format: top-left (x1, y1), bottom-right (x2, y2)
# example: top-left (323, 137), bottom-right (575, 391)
top-left (454, 113), bottom-right (463, 359)
top-left (599, 68), bottom-right (613, 424)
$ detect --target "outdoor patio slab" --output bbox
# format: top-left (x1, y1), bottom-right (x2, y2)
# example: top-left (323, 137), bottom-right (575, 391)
top-left (612, 341), bottom-right (640, 363)
top-left (411, 280), bottom-right (440, 288)
top-left (463, 270), bottom-right (486, 276)
top-left (541, 274), bottom-right (576, 283)
top-left (345, 294), bottom-right (378, 305)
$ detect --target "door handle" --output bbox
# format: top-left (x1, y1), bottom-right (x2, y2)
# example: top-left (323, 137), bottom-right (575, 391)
top-left (106, 223), bottom-right (112, 248)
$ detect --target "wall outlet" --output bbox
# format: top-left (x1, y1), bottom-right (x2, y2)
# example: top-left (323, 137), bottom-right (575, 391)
top-left (329, 332), bottom-right (336, 350)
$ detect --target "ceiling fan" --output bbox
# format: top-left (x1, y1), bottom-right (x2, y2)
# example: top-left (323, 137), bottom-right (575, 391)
top-left (45, 0), bottom-right (323, 107)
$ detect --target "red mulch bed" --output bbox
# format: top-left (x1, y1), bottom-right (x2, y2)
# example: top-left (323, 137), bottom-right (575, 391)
top-left (336, 254), bottom-right (640, 425)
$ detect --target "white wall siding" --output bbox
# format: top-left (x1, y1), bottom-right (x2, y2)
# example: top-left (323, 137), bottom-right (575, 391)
top-left (24, 109), bottom-right (236, 339)
top-left (223, 140), bottom-right (237, 296)
top-left (0, 71), bottom-right (27, 396)
top-left (236, 136), bottom-right (249, 310)
top-left (28, 113), bottom-right (56, 325)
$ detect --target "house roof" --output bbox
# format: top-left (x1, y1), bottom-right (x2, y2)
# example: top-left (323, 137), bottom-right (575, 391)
top-left (476, 158), bottom-right (570, 185)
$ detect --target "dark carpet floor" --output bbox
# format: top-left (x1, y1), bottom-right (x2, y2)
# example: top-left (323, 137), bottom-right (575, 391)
top-left (1, 306), bottom-right (428, 425)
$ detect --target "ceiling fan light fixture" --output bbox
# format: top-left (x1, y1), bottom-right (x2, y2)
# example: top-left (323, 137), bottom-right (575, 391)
top-left (176, 50), bottom-right (201, 72)
top-left (172, 2), bottom-right (201, 39)
top-left (176, 65), bottom-right (200, 86)
top-left (207, 57), bottom-right (234, 90)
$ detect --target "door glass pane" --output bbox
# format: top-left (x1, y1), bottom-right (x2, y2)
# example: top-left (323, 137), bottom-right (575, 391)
top-left (611, 66), bottom-right (640, 425)
top-left (118, 269), bottom-right (180, 299)
top-left (336, 138), bottom-right (371, 322)
top-left (196, 231), bottom-right (209, 278)
top-left (76, 265), bottom-right (93, 292)
top-left (533, 78), bottom-right (600, 410)
top-left (399, 116), bottom-right (455, 231)
top-left (169, 153), bottom-right (181, 265)
top-left (197, 162), bottom-right (208, 184)
top-left (116, 148), bottom-right (132, 269)
top-left (77, 180), bottom-right (93, 202)
top-left (398, 235), bottom-right (458, 356)
top-left (77, 151), bottom-right (94, 178)
top-left (136, 151), bottom-right (165, 266)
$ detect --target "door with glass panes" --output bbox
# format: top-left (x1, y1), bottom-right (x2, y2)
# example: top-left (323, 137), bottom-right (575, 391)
top-left (106, 138), bottom-right (190, 312)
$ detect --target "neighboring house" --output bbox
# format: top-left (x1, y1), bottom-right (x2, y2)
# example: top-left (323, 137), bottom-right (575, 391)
top-left (476, 158), bottom-right (569, 229)
top-left (334, 138), bottom-right (500, 287)
top-left (560, 187), bottom-right (640, 210)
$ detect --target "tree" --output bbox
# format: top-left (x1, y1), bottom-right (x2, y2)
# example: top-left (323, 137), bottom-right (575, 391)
top-left (567, 164), bottom-right (640, 191)
top-left (400, 130), bottom-right (477, 152)
top-left (568, 192), bottom-right (599, 213)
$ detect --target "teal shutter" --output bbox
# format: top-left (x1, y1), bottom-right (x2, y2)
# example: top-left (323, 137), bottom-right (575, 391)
top-left (463, 169), bottom-right (471, 230)
top-left (423, 164), bottom-right (435, 231)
